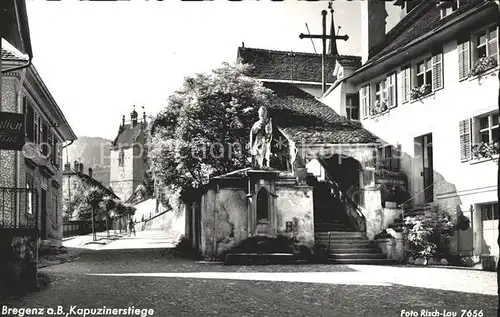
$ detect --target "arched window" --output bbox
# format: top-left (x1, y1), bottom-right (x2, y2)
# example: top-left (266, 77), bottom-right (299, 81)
top-left (256, 187), bottom-right (269, 220)
top-left (119, 149), bottom-right (125, 167)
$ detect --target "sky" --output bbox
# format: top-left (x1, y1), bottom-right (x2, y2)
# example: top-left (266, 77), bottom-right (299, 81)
top-left (26, 0), bottom-right (401, 140)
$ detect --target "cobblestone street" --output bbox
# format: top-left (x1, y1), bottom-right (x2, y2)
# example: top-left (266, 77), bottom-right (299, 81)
top-left (2, 231), bottom-right (497, 317)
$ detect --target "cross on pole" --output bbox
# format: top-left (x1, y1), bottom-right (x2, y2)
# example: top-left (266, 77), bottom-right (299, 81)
top-left (299, 8), bottom-right (349, 95)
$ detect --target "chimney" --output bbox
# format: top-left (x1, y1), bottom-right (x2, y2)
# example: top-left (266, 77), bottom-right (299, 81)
top-left (79, 163), bottom-right (83, 174)
top-left (122, 115), bottom-right (125, 127)
top-left (73, 160), bottom-right (79, 172)
top-left (361, 0), bottom-right (387, 64)
top-left (88, 167), bottom-right (93, 178)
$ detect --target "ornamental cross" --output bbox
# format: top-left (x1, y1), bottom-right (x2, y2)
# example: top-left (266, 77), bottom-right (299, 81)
top-left (299, 3), bottom-right (349, 94)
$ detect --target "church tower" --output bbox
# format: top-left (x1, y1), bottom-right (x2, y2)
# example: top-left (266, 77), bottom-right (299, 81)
top-left (109, 106), bottom-right (149, 202)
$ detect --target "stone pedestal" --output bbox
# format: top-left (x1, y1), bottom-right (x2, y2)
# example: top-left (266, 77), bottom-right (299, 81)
top-left (361, 187), bottom-right (383, 240)
top-left (376, 237), bottom-right (404, 263)
top-left (246, 169), bottom-right (280, 238)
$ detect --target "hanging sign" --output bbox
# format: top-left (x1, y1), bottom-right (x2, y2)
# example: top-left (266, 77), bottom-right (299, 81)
top-left (0, 112), bottom-right (25, 151)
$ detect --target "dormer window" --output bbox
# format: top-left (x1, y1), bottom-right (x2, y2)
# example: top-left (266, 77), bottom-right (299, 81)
top-left (439, 0), bottom-right (459, 19)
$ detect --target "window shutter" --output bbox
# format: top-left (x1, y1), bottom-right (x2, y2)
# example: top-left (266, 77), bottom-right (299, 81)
top-left (23, 97), bottom-right (28, 138)
top-left (365, 85), bottom-right (370, 117)
top-left (387, 73), bottom-right (397, 108)
top-left (459, 119), bottom-right (472, 161)
top-left (57, 141), bottom-right (63, 168)
top-left (432, 52), bottom-right (443, 91)
top-left (361, 85), bottom-right (370, 118)
top-left (458, 40), bottom-right (470, 80)
top-left (401, 67), bottom-right (411, 103)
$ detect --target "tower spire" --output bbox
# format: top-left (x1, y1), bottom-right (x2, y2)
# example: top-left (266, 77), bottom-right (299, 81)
top-left (328, 1), bottom-right (338, 56)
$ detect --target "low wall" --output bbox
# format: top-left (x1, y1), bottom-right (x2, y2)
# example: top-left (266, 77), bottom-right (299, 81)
top-left (138, 199), bottom-right (185, 241)
top-left (63, 220), bottom-right (107, 237)
top-left (376, 236), bottom-right (405, 263)
top-left (382, 207), bottom-right (401, 230)
top-left (0, 228), bottom-right (38, 296)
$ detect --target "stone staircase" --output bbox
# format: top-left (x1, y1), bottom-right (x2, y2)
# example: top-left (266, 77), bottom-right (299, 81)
top-left (315, 220), bottom-right (393, 264)
top-left (388, 203), bottom-right (434, 232)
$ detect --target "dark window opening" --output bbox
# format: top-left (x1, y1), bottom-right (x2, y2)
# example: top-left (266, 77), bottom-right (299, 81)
top-left (256, 187), bottom-right (269, 221)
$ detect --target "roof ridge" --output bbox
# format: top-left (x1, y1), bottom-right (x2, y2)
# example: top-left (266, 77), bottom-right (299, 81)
top-left (239, 46), bottom-right (359, 60)
top-left (238, 46), bottom-right (334, 58)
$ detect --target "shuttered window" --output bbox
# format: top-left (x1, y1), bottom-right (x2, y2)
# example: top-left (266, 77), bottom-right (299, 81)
top-left (459, 119), bottom-right (472, 161)
top-left (387, 72), bottom-right (397, 108)
top-left (24, 97), bottom-right (35, 142)
top-left (432, 52), bottom-right (443, 91)
top-left (458, 39), bottom-right (470, 80)
top-left (401, 67), bottom-right (411, 103)
top-left (360, 85), bottom-right (370, 119)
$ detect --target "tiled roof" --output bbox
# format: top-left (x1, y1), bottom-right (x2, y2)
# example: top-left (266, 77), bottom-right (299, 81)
top-left (366, 0), bottom-right (495, 66)
top-left (237, 47), bottom-right (337, 83)
top-left (63, 168), bottom-right (118, 199)
top-left (337, 55), bottom-right (362, 68)
top-left (1, 38), bottom-right (29, 61)
top-left (263, 82), bottom-right (380, 144)
top-left (112, 123), bottom-right (145, 147)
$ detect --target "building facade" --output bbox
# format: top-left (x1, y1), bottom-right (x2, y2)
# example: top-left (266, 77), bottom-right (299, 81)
top-left (1, 64), bottom-right (77, 247)
top-left (62, 161), bottom-right (118, 220)
top-left (109, 107), bottom-right (148, 202)
top-left (322, 0), bottom-right (500, 260)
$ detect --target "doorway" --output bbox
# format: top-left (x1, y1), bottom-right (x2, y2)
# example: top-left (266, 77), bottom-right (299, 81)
top-left (422, 133), bottom-right (434, 202)
top-left (41, 189), bottom-right (47, 239)
top-left (415, 133), bottom-right (434, 203)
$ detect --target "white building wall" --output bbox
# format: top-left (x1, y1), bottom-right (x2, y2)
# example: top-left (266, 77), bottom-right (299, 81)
top-left (351, 39), bottom-right (498, 256)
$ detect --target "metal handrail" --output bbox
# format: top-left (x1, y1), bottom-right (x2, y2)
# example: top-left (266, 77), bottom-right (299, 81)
top-left (397, 182), bottom-right (435, 208)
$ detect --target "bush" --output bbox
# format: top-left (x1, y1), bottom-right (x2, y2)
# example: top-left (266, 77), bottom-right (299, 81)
top-left (404, 207), bottom-right (455, 264)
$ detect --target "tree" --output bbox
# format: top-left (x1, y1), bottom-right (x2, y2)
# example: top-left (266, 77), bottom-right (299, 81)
top-left (99, 196), bottom-right (116, 237)
top-left (78, 187), bottom-right (106, 241)
top-left (112, 200), bottom-right (136, 233)
top-left (148, 62), bottom-right (274, 197)
top-left (63, 178), bottom-right (87, 220)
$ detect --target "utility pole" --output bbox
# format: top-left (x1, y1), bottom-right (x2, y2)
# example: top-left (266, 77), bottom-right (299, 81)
top-left (299, 6), bottom-right (349, 95)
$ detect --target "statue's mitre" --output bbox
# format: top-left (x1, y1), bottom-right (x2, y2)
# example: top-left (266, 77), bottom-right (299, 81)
top-left (258, 106), bottom-right (268, 116)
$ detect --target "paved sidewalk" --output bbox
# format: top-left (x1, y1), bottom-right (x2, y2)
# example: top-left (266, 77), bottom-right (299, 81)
top-left (101, 229), bottom-right (176, 250)
top-left (63, 231), bottom-right (127, 249)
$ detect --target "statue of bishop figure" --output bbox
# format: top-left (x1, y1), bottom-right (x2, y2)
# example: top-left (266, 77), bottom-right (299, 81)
top-left (249, 106), bottom-right (273, 169)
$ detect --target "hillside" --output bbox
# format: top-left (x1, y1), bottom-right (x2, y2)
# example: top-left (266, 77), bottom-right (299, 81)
top-left (65, 136), bottom-right (112, 187)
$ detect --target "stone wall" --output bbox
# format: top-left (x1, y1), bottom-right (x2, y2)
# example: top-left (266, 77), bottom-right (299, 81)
top-left (376, 236), bottom-right (405, 263)
top-left (275, 186), bottom-right (314, 248)
top-left (0, 228), bottom-right (38, 296)
top-left (197, 180), bottom-right (315, 260)
top-left (199, 188), bottom-right (248, 259)
top-left (137, 198), bottom-right (186, 242)
top-left (360, 188), bottom-right (384, 240)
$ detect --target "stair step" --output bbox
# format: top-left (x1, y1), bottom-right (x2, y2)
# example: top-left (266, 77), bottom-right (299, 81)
top-left (316, 236), bottom-right (368, 241)
top-left (316, 231), bottom-right (365, 236)
top-left (322, 241), bottom-right (377, 247)
top-left (327, 248), bottom-right (380, 254)
top-left (326, 258), bottom-right (395, 265)
top-left (328, 253), bottom-right (386, 259)
top-left (314, 223), bottom-right (349, 228)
